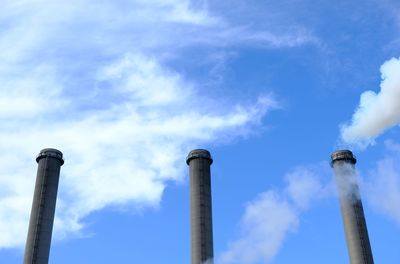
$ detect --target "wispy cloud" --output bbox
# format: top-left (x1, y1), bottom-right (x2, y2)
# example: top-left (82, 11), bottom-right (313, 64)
top-left (0, 0), bottom-right (316, 64)
top-left (219, 165), bottom-right (329, 264)
top-left (0, 0), bottom-right (313, 248)
top-left (0, 53), bottom-right (277, 248)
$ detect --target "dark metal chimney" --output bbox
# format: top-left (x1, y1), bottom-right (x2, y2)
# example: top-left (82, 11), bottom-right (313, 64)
top-left (24, 148), bottom-right (64, 264)
top-left (186, 149), bottom-right (214, 264)
top-left (330, 150), bottom-right (374, 264)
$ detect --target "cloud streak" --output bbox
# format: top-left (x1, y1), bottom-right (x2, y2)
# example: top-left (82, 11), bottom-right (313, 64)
top-left (0, 0), bottom-right (315, 249)
top-left (0, 53), bottom-right (277, 248)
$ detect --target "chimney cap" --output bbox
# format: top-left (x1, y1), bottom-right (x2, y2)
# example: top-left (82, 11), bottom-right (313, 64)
top-left (36, 148), bottom-right (64, 165)
top-left (330, 149), bottom-right (356, 167)
top-left (186, 149), bottom-right (213, 165)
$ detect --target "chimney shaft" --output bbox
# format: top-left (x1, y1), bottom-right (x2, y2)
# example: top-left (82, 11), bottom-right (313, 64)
top-left (331, 150), bottom-right (374, 264)
top-left (24, 148), bottom-right (64, 264)
top-left (187, 149), bottom-right (214, 264)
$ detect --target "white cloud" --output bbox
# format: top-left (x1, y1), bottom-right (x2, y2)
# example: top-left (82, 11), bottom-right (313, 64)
top-left (0, 64), bottom-right (65, 119)
top-left (0, 0), bottom-right (314, 249)
top-left (0, 53), bottom-right (277, 248)
top-left (340, 57), bottom-right (400, 147)
top-left (0, 0), bottom-right (316, 67)
top-left (219, 166), bottom-right (327, 264)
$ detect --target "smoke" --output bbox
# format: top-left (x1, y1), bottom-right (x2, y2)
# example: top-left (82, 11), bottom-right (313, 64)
top-left (338, 56), bottom-right (400, 225)
top-left (341, 57), bottom-right (400, 147)
top-left (219, 191), bottom-right (298, 264)
top-left (332, 162), bottom-right (361, 202)
top-left (219, 166), bottom-right (327, 264)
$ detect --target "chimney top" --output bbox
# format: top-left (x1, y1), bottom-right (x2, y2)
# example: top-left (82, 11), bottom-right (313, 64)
top-left (36, 148), bottom-right (64, 165)
top-left (186, 149), bottom-right (213, 165)
top-left (330, 149), bottom-right (356, 167)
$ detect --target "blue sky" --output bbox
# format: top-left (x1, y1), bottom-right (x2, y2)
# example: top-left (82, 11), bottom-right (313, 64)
top-left (0, 0), bottom-right (399, 263)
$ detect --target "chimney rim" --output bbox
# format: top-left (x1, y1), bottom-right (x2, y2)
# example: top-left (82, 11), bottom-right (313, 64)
top-left (36, 148), bottom-right (64, 165)
top-left (186, 149), bottom-right (213, 165)
top-left (330, 149), bottom-right (356, 167)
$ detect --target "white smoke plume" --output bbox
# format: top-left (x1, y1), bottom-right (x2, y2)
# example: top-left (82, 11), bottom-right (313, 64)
top-left (332, 162), bottom-right (361, 202)
top-left (341, 57), bottom-right (400, 147)
top-left (219, 166), bottom-right (327, 264)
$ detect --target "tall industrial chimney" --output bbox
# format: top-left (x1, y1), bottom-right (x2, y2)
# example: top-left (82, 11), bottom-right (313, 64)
top-left (24, 148), bottom-right (64, 264)
top-left (330, 150), bottom-right (374, 264)
top-left (186, 149), bottom-right (214, 264)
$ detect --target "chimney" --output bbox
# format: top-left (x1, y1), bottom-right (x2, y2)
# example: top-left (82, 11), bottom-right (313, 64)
top-left (187, 149), bottom-right (214, 264)
top-left (24, 148), bottom-right (64, 264)
top-left (330, 150), bottom-right (374, 264)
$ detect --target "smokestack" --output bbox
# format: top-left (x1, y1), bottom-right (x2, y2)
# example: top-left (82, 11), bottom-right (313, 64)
top-left (186, 149), bottom-right (214, 264)
top-left (24, 148), bottom-right (64, 264)
top-left (330, 150), bottom-right (374, 264)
